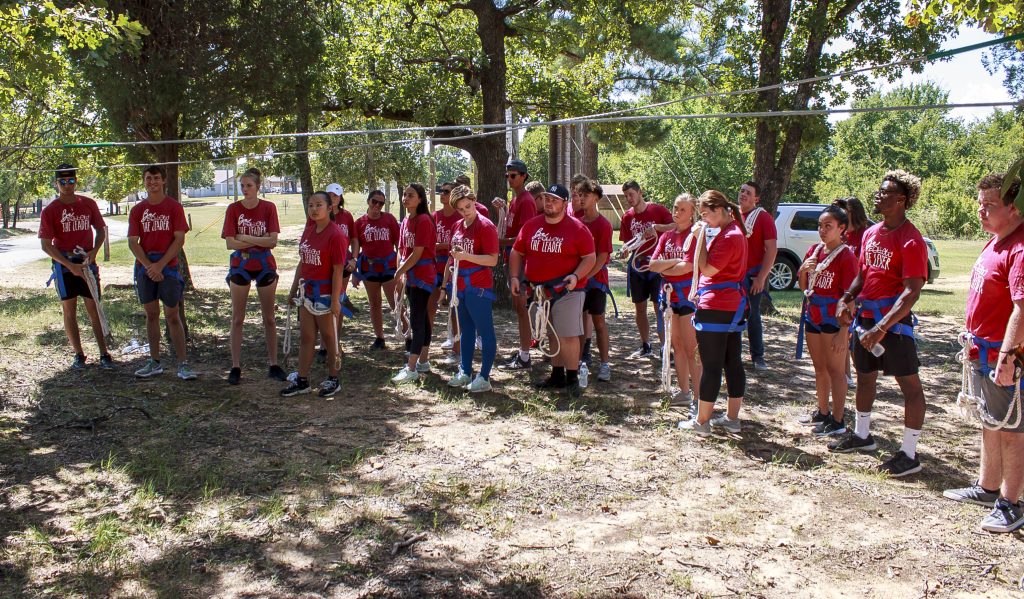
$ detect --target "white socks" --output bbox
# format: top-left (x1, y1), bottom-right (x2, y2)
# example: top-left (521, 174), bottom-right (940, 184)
top-left (901, 427), bottom-right (921, 459)
top-left (519, 349), bottom-right (531, 362)
top-left (855, 411), bottom-right (872, 439)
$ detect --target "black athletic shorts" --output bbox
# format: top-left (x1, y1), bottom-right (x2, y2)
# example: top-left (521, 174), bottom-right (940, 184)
top-left (628, 266), bottom-right (661, 304)
top-left (852, 315), bottom-right (919, 377)
top-left (228, 270), bottom-right (278, 288)
top-left (583, 287), bottom-right (607, 316)
top-left (51, 261), bottom-right (97, 302)
top-left (362, 274), bottom-right (395, 284)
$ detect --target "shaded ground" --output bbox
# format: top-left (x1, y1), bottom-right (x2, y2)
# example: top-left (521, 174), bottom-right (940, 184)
top-left (0, 263), bottom-right (1022, 598)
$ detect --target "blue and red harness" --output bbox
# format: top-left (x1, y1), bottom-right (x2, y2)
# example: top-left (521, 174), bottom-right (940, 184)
top-left (692, 281), bottom-right (747, 333)
top-left (47, 250), bottom-right (98, 298)
top-left (446, 264), bottom-right (496, 302)
top-left (299, 278), bottom-right (354, 318)
top-left (353, 251), bottom-right (397, 281)
top-left (405, 257), bottom-right (436, 293)
top-left (226, 248), bottom-right (275, 285)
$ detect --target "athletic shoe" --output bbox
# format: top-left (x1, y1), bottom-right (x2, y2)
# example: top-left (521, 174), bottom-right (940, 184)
top-left (280, 378), bottom-right (311, 397)
top-left (797, 409), bottom-right (829, 426)
top-left (813, 415), bottom-right (847, 437)
top-left (670, 389), bottom-right (692, 408)
top-left (134, 359), bottom-right (164, 378)
top-left (943, 483), bottom-right (999, 507)
top-left (415, 361), bottom-right (431, 373)
top-left (629, 343), bottom-right (654, 359)
top-left (878, 451), bottom-right (922, 478)
top-left (827, 433), bottom-right (877, 453)
top-left (319, 377), bottom-right (340, 398)
top-left (370, 337), bottom-right (386, 351)
top-left (99, 354), bottom-right (115, 370)
top-left (392, 367), bottom-right (419, 384)
top-left (711, 415), bottom-right (742, 434)
top-left (228, 367), bottom-right (241, 386)
top-left (177, 363), bottom-right (198, 381)
top-left (499, 353), bottom-right (532, 370)
top-left (534, 376), bottom-right (566, 389)
top-left (678, 419), bottom-right (712, 437)
top-left (316, 348), bottom-right (327, 363)
top-left (597, 363), bottom-right (611, 382)
top-left (267, 365), bottom-right (287, 381)
top-left (440, 353), bottom-right (460, 366)
top-left (753, 358), bottom-right (768, 371)
top-left (72, 354), bottom-right (87, 369)
top-left (980, 498), bottom-right (1024, 533)
top-left (578, 364), bottom-right (589, 389)
top-left (467, 375), bottom-right (492, 393)
top-left (440, 338), bottom-right (454, 350)
top-left (846, 374), bottom-right (856, 388)
top-left (448, 370), bottom-right (471, 387)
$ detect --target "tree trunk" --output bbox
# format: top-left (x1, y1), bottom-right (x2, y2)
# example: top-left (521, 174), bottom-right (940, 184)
top-left (2, 201), bottom-right (9, 228)
top-left (12, 194), bottom-right (21, 228)
top-left (581, 125), bottom-right (598, 179)
top-left (296, 95), bottom-right (314, 218)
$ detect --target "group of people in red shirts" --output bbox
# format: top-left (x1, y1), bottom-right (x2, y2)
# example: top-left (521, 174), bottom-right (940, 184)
top-left (38, 160), bottom-right (1024, 533)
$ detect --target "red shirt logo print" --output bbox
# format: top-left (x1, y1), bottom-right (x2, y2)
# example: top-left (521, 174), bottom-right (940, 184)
top-left (530, 229), bottom-right (564, 253)
top-left (864, 240), bottom-right (893, 270)
top-left (237, 214), bottom-right (267, 237)
top-left (60, 210), bottom-right (91, 233)
top-left (140, 209), bottom-right (171, 233)
top-left (299, 240), bottom-right (322, 266)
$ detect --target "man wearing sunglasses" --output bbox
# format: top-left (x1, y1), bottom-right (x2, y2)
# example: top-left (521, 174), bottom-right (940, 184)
top-left (38, 163), bottom-right (114, 370)
top-left (495, 159), bottom-right (538, 371)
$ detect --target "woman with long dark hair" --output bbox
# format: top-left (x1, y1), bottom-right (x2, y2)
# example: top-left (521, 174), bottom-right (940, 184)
top-left (392, 183), bottom-right (436, 383)
top-left (352, 190), bottom-right (400, 349)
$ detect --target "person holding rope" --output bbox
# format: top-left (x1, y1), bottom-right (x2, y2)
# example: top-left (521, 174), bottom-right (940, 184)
top-left (509, 184), bottom-right (596, 399)
top-left (648, 193), bottom-right (701, 409)
top-left (443, 185), bottom-right (499, 392)
top-left (943, 173), bottom-right (1024, 533)
top-left (795, 205), bottom-right (858, 436)
top-left (737, 181), bottom-right (777, 371)
top-left (392, 183), bottom-right (437, 383)
top-left (678, 190), bottom-right (748, 436)
top-left (280, 191), bottom-right (346, 398)
top-left (352, 190), bottom-right (400, 350)
top-left (432, 182), bottom-right (464, 364)
top-left (38, 163), bottom-right (114, 370)
top-left (496, 159), bottom-right (538, 371)
top-left (577, 179), bottom-right (614, 382)
top-left (828, 170), bottom-right (928, 478)
top-left (222, 167), bottom-right (286, 385)
top-left (619, 180), bottom-right (673, 359)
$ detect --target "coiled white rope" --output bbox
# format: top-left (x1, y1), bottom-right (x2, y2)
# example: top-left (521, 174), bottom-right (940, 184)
top-left (282, 297), bottom-right (294, 364)
top-left (394, 278), bottom-right (412, 342)
top-left (957, 332), bottom-right (1023, 431)
top-left (616, 233), bottom-right (657, 273)
top-left (661, 283), bottom-right (674, 394)
top-left (528, 285), bottom-right (561, 358)
top-left (688, 223), bottom-right (707, 303)
top-left (72, 247), bottom-right (111, 341)
top-left (804, 242), bottom-right (849, 297)
top-left (497, 205), bottom-right (508, 239)
top-left (446, 258), bottom-right (461, 342)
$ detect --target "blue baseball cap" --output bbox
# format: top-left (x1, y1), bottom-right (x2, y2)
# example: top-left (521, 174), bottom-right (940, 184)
top-left (541, 184), bottom-right (569, 202)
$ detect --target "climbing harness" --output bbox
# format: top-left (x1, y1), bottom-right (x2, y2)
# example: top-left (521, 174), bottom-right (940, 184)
top-left (957, 332), bottom-right (1023, 431)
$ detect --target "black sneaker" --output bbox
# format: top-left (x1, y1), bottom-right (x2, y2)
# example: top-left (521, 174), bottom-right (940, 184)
top-left (827, 433), bottom-right (877, 453)
top-left (534, 376), bottom-right (566, 389)
top-left (267, 364), bottom-right (287, 381)
top-left (370, 337), bottom-right (386, 351)
top-left (319, 377), bottom-right (340, 398)
top-left (878, 451), bottom-right (922, 478)
top-left (567, 382), bottom-right (583, 399)
top-left (71, 353), bottom-right (86, 369)
top-left (99, 354), bottom-right (115, 370)
top-left (581, 339), bottom-right (593, 367)
top-left (228, 367), bottom-right (241, 385)
top-left (628, 343), bottom-right (654, 359)
top-left (316, 348), bottom-right (328, 364)
top-left (813, 415), bottom-right (847, 437)
top-left (797, 409), bottom-right (829, 426)
top-left (500, 352), bottom-right (532, 371)
top-left (280, 378), bottom-right (311, 397)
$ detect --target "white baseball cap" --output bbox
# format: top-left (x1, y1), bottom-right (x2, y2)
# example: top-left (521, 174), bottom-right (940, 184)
top-left (326, 183), bottom-right (343, 196)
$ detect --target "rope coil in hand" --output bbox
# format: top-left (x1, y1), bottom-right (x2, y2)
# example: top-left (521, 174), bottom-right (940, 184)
top-left (528, 285), bottom-right (561, 358)
top-left (394, 278), bottom-right (412, 342)
top-left (957, 332), bottom-right (1023, 431)
top-left (72, 246), bottom-right (112, 342)
top-left (661, 282), bottom-right (674, 394)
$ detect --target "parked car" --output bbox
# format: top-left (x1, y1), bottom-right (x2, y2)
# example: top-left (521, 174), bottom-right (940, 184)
top-left (769, 203), bottom-right (940, 291)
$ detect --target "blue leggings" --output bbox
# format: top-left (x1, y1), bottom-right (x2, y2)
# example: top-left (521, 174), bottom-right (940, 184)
top-left (457, 292), bottom-right (497, 379)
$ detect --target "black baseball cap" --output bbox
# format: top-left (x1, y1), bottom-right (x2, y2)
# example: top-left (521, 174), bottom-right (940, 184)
top-left (541, 184), bottom-right (569, 202)
top-left (505, 159), bottom-right (528, 174)
top-left (55, 163), bottom-right (77, 178)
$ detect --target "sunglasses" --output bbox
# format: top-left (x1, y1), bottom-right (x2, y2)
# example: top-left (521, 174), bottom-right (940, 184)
top-left (370, 199), bottom-right (385, 206)
top-left (57, 177), bottom-right (76, 186)
top-left (440, 189), bottom-right (452, 194)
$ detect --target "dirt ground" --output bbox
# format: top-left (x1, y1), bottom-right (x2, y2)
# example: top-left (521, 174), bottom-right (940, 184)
top-left (1, 263), bottom-right (1023, 598)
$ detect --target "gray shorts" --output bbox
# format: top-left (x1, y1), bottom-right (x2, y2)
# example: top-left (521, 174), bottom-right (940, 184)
top-left (970, 360), bottom-right (1024, 433)
top-left (550, 290), bottom-right (585, 338)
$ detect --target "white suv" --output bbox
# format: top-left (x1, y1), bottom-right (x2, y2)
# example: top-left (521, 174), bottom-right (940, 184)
top-left (769, 203), bottom-right (940, 291)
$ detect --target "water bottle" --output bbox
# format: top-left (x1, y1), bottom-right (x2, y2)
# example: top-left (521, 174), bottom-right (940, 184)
top-left (855, 326), bottom-right (885, 357)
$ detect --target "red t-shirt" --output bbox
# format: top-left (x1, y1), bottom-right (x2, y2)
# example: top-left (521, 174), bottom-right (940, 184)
top-left (433, 209), bottom-right (463, 275)
top-left (334, 208), bottom-right (355, 241)
top-left (400, 213), bottom-right (436, 284)
top-left (299, 221), bottom-right (346, 282)
top-left (506, 189), bottom-right (537, 239)
top-left (845, 226), bottom-right (865, 259)
top-left (619, 203), bottom-right (672, 261)
top-left (38, 195), bottom-right (105, 253)
top-left (513, 214), bottom-right (595, 287)
top-left (128, 197), bottom-right (190, 267)
top-left (222, 199), bottom-right (281, 271)
top-left (742, 208), bottom-right (778, 273)
top-left (966, 223), bottom-right (1024, 350)
top-left (475, 202), bottom-right (491, 220)
top-left (451, 215), bottom-right (499, 291)
top-left (355, 213), bottom-right (400, 268)
top-left (653, 229), bottom-right (696, 284)
top-left (803, 243), bottom-right (858, 325)
top-left (581, 214), bottom-right (613, 287)
top-left (698, 221), bottom-right (747, 311)
top-left (858, 220), bottom-right (928, 301)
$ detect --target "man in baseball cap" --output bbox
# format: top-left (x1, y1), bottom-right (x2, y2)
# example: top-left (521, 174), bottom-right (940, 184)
top-left (497, 158), bottom-right (540, 371)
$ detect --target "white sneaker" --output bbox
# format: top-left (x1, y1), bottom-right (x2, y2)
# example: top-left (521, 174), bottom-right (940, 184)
top-left (711, 415), bottom-right (742, 434)
top-left (597, 362), bottom-right (611, 382)
top-left (441, 353), bottom-right (460, 365)
top-left (440, 338), bottom-right (454, 350)
top-left (448, 370), bottom-right (471, 387)
top-left (846, 374), bottom-right (856, 388)
top-left (466, 375), bottom-right (492, 393)
top-left (578, 363), bottom-right (589, 389)
top-left (415, 361), bottom-right (431, 373)
top-left (678, 419), bottom-right (711, 437)
top-left (392, 367), bottom-right (419, 383)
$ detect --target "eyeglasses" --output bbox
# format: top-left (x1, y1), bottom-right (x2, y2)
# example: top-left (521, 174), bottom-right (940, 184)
top-left (57, 178), bottom-right (76, 186)
top-left (440, 189), bottom-right (452, 194)
top-left (370, 199), bottom-right (385, 206)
